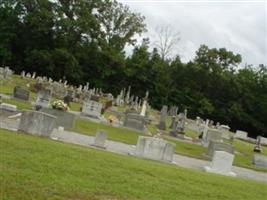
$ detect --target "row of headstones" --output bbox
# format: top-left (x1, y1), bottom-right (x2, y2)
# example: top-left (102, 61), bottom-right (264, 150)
top-left (196, 118), bottom-right (233, 140)
top-left (157, 105), bottom-right (187, 135)
top-left (81, 97), bottom-right (147, 132)
top-left (18, 109), bottom-right (252, 175)
top-left (199, 118), bottom-right (267, 152)
top-left (20, 70), bottom-right (113, 102)
top-left (114, 87), bottom-right (150, 112)
top-left (13, 85), bottom-right (52, 107)
top-left (0, 67), bottom-right (13, 79)
top-left (201, 126), bottom-right (267, 168)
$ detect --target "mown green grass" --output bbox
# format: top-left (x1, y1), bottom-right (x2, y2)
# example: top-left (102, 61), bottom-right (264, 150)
top-left (163, 136), bottom-right (208, 160)
top-left (74, 118), bottom-right (142, 144)
top-left (1, 129), bottom-right (266, 200)
top-left (69, 101), bottom-right (81, 112)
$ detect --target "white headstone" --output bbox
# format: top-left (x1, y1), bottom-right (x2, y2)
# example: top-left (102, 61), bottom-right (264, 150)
top-left (204, 151), bottom-right (236, 176)
top-left (135, 136), bottom-right (176, 162)
top-left (140, 99), bottom-right (147, 116)
top-left (235, 130), bottom-right (248, 139)
top-left (0, 103), bottom-right (17, 112)
top-left (259, 136), bottom-right (267, 145)
top-left (82, 100), bottom-right (102, 118)
top-left (93, 130), bottom-right (107, 148)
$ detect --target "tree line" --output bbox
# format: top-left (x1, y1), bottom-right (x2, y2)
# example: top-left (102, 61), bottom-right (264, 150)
top-left (0, 0), bottom-right (266, 137)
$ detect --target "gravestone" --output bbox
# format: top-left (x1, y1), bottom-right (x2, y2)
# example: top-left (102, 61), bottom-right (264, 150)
top-left (204, 151), bottom-right (236, 176)
top-left (13, 86), bottom-right (30, 101)
top-left (35, 89), bottom-right (52, 108)
top-left (40, 107), bottom-right (76, 129)
top-left (169, 116), bottom-right (177, 137)
top-left (140, 99), bottom-right (147, 116)
top-left (207, 140), bottom-right (234, 157)
top-left (135, 136), bottom-right (176, 162)
top-left (196, 117), bottom-right (201, 126)
top-left (253, 154), bottom-right (267, 168)
top-left (21, 70), bottom-right (25, 78)
top-left (52, 82), bottom-right (66, 99)
top-left (124, 113), bottom-right (145, 131)
top-left (82, 100), bottom-right (102, 118)
top-left (90, 95), bottom-right (100, 102)
top-left (235, 130), bottom-right (248, 139)
top-left (0, 103), bottom-right (17, 112)
top-left (254, 136), bottom-right (262, 153)
top-left (202, 128), bottom-right (222, 147)
top-left (1, 67), bottom-right (13, 79)
top-left (63, 95), bottom-right (72, 106)
top-left (219, 125), bottom-right (232, 140)
top-left (259, 136), bottom-right (267, 146)
top-left (176, 112), bottom-right (186, 133)
top-left (169, 115), bottom-right (176, 128)
top-left (32, 72), bottom-right (36, 79)
top-left (168, 106), bottom-right (178, 116)
top-left (93, 130), bottom-right (107, 148)
top-left (157, 105), bottom-right (168, 130)
top-left (26, 72), bottom-right (31, 78)
top-left (18, 110), bottom-right (56, 137)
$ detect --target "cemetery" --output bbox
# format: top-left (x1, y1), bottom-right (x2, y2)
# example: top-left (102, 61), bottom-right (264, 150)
top-left (1, 72), bottom-right (267, 200)
top-left (0, 1), bottom-right (266, 199)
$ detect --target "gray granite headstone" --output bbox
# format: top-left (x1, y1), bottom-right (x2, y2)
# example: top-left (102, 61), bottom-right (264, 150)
top-left (207, 140), bottom-right (234, 157)
top-left (124, 113), bottom-right (145, 131)
top-left (253, 154), bottom-right (267, 168)
top-left (202, 129), bottom-right (222, 147)
top-left (36, 89), bottom-right (52, 108)
top-left (40, 107), bottom-right (76, 129)
top-left (135, 136), bottom-right (176, 162)
top-left (235, 130), bottom-right (248, 139)
top-left (81, 100), bottom-right (102, 118)
top-left (93, 130), bottom-right (107, 148)
top-left (18, 110), bottom-right (56, 137)
top-left (204, 151), bottom-right (236, 176)
top-left (158, 105), bottom-right (168, 130)
top-left (13, 86), bottom-right (30, 101)
top-left (52, 82), bottom-right (66, 99)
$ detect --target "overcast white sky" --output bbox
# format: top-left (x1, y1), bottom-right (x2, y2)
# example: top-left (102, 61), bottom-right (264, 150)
top-left (119, 0), bottom-right (267, 66)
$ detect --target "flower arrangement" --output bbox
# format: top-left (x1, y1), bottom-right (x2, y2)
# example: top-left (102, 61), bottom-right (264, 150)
top-left (52, 100), bottom-right (68, 111)
top-left (108, 115), bottom-right (117, 124)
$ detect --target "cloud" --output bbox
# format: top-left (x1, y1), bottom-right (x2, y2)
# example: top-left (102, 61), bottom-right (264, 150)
top-left (119, 0), bottom-right (267, 66)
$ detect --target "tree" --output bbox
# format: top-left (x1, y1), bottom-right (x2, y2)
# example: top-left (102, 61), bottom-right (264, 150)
top-left (153, 25), bottom-right (180, 61)
top-left (96, 0), bottom-right (146, 51)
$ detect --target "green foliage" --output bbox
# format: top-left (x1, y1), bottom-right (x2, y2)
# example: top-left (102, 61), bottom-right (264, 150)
top-left (1, 129), bottom-right (267, 200)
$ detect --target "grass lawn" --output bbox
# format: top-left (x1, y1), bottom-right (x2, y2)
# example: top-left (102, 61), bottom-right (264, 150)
top-left (163, 136), bottom-right (208, 160)
top-left (70, 102), bottom-right (81, 112)
top-left (1, 129), bottom-right (266, 200)
top-left (74, 118), bottom-right (142, 144)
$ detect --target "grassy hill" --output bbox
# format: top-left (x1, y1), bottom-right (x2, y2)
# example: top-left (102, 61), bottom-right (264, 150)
top-left (1, 129), bottom-right (266, 200)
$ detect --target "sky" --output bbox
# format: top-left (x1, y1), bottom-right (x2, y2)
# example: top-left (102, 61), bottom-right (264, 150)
top-left (118, 0), bottom-right (267, 66)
